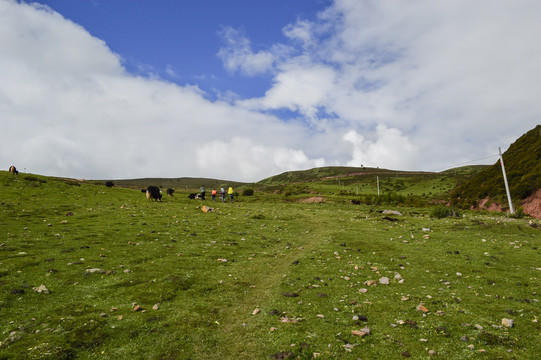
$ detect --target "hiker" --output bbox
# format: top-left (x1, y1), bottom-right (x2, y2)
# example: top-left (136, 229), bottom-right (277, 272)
top-left (200, 185), bottom-right (206, 201)
top-left (220, 187), bottom-right (226, 202)
top-left (228, 186), bottom-right (234, 202)
top-left (211, 189), bottom-right (217, 202)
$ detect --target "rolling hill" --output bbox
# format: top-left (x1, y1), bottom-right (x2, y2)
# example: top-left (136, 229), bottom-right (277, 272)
top-left (450, 124), bottom-right (541, 217)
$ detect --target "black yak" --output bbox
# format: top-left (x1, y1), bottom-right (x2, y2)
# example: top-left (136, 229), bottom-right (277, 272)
top-left (146, 186), bottom-right (162, 201)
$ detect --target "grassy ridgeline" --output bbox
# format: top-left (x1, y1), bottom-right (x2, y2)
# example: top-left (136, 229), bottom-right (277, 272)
top-left (1, 171), bottom-right (540, 359)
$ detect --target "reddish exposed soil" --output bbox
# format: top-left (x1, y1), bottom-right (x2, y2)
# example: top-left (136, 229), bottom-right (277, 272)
top-left (521, 189), bottom-right (541, 219)
top-left (475, 190), bottom-right (541, 219)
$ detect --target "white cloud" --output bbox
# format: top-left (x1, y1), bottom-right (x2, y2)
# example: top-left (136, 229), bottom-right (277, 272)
top-left (196, 138), bottom-right (325, 182)
top-left (343, 125), bottom-right (420, 170)
top-left (0, 0), bottom-right (320, 180)
top-left (232, 0), bottom-right (541, 171)
top-left (283, 20), bottom-right (315, 49)
top-left (3, 0), bottom-right (541, 181)
top-left (217, 26), bottom-right (276, 76)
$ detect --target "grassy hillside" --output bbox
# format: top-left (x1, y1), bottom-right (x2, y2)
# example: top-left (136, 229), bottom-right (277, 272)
top-left (254, 166), bottom-right (485, 205)
top-left (451, 125), bottom-right (541, 210)
top-left (95, 177), bottom-right (248, 191)
top-left (1, 171), bottom-right (540, 359)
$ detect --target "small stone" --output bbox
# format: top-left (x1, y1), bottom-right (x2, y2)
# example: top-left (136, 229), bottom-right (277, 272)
top-left (394, 273), bottom-right (403, 281)
top-left (282, 292), bottom-right (299, 297)
top-left (100, 312), bottom-right (107, 317)
top-left (133, 304), bottom-right (142, 311)
top-left (365, 280), bottom-right (377, 286)
top-left (152, 303), bottom-right (160, 310)
top-left (118, 315), bottom-right (123, 320)
top-left (317, 314), bottom-right (325, 318)
top-left (474, 324), bottom-right (483, 330)
top-left (351, 327), bottom-right (370, 337)
top-left (435, 310), bottom-right (445, 316)
top-left (84, 268), bottom-right (104, 274)
top-left (416, 304), bottom-right (429, 313)
top-left (502, 318), bottom-right (514, 328)
top-left (252, 308), bottom-right (261, 315)
top-left (359, 288), bottom-right (368, 293)
top-left (460, 335), bottom-right (468, 341)
top-left (467, 344), bottom-right (475, 349)
top-left (33, 284), bottom-right (49, 294)
top-left (428, 350), bottom-right (436, 356)
top-left (379, 277), bottom-right (390, 285)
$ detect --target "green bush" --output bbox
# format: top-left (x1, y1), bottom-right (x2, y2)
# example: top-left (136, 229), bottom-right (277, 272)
top-left (430, 205), bottom-right (461, 218)
top-left (242, 188), bottom-right (254, 196)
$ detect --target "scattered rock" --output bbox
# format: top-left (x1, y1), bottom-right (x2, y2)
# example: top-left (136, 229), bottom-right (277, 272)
top-left (382, 210), bottom-right (403, 216)
top-left (379, 277), bottom-right (390, 285)
top-left (152, 303), bottom-right (160, 310)
top-left (502, 318), bottom-right (514, 328)
top-left (133, 304), bottom-right (143, 311)
top-left (33, 284), bottom-right (49, 294)
top-left (474, 324), bottom-right (483, 330)
top-left (84, 268), bottom-right (104, 274)
top-left (252, 308), bottom-right (261, 315)
top-left (201, 206), bottom-right (214, 213)
top-left (282, 292), bottom-right (299, 297)
top-left (416, 305), bottom-right (428, 313)
top-left (365, 280), bottom-right (377, 286)
top-left (351, 327), bottom-right (370, 337)
top-left (359, 288), bottom-right (368, 293)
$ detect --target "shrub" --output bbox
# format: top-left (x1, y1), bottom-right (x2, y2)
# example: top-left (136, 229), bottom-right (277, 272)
top-left (242, 189), bottom-right (254, 196)
top-left (430, 205), bottom-right (461, 219)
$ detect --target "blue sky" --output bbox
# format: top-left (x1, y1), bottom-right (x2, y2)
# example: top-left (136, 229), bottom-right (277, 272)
top-left (1, 0), bottom-right (540, 181)
top-left (41, 0), bottom-right (329, 99)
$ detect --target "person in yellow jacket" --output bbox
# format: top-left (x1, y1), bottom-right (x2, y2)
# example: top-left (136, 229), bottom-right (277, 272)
top-left (228, 187), bottom-right (234, 202)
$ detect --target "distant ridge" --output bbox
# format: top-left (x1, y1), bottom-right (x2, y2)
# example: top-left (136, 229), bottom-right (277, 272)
top-left (257, 166), bottom-right (436, 186)
top-left (450, 124), bottom-right (541, 216)
top-left (98, 177), bottom-right (248, 190)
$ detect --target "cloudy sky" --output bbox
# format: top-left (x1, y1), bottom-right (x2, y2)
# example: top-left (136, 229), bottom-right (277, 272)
top-left (1, 0), bottom-right (540, 181)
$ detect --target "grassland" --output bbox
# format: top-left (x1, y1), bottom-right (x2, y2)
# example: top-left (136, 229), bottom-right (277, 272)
top-left (1, 171), bottom-right (540, 359)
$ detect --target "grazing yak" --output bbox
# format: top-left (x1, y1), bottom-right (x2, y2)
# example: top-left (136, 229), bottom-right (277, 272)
top-left (166, 188), bottom-right (175, 197)
top-left (9, 166), bottom-right (18, 175)
top-left (188, 193), bottom-right (202, 200)
top-left (146, 186), bottom-right (162, 201)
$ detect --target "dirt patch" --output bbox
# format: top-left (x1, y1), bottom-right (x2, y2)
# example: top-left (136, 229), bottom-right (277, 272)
top-left (521, 189), bottom-right (541, 219)
top-left (475, 192), bottom-right (541, 219)
top-left (298, 197), bottom-right (324, 203)
top-left (476, 197), bottom-right (503, 213)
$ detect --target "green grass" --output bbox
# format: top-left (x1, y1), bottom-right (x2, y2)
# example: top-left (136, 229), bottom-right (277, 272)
top-left (1, 171), bottom-right (540, 359)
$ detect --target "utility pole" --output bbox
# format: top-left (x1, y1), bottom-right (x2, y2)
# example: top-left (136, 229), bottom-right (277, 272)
top-left (499, 147), bottom-right (515, 215)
